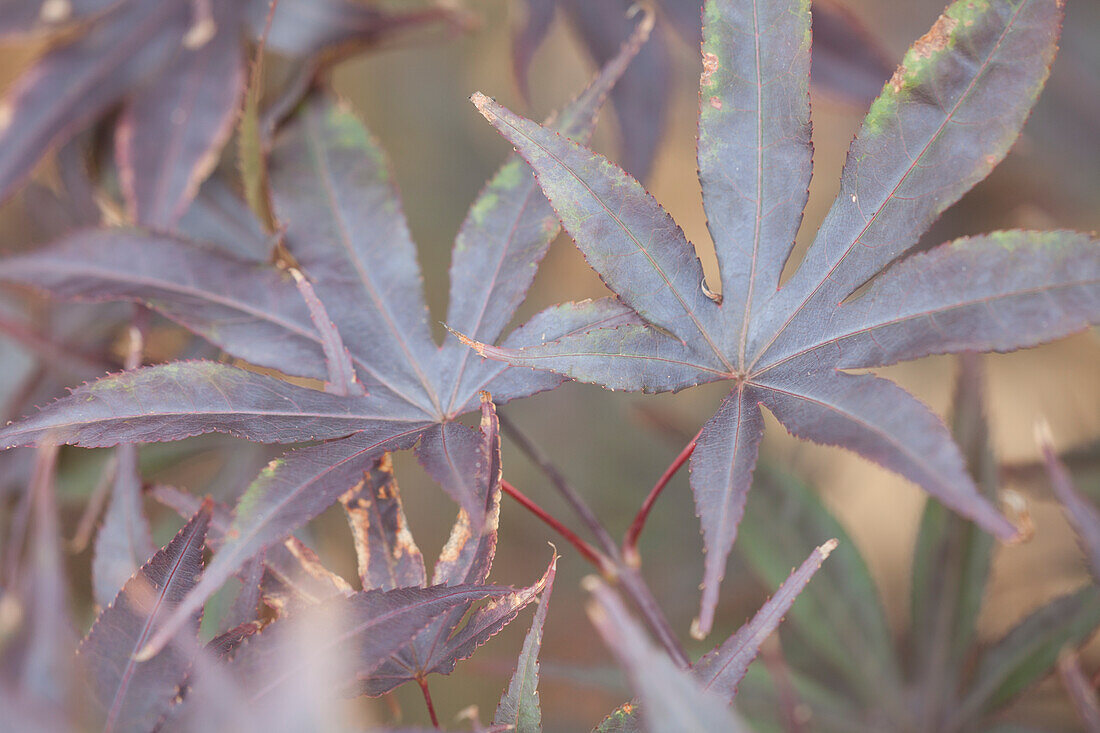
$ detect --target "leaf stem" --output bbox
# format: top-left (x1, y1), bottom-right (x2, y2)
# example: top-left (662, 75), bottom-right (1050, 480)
top-left (498, 413), bottom-right (691, 668)
top-left (622, 428), bottom-right (701, 563)
top-left (416, 676), bottom-right (439, 729)
top-left (617, 563), bottom-right (691, 669)
top-left (498, 412), bottom-right (618, 557)
top-left (501, 480), bottom-right (609, 572)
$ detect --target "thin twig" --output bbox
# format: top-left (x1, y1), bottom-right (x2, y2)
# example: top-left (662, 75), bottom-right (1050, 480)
top-left (69, 454), bottom-right (119, 553)
top-left (617, 563), bottom-right (690, 669)
top-left (0, 314), bottom-right (110, 374)
top-left (498, 413), bottom-right (691, 668)
top-left (416, 676), bottom-right (440, 729)
top-left (622, 428), bottom-right (701, 563)
top-left (498, 412), bottom-right (618, 556)
top-left (501, 480), bottom-right (610, 572)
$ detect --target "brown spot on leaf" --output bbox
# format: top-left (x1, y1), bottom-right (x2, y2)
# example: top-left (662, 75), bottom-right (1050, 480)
top-left (436, 517), bottom-right (473, 565)
top-left (889, 14), bottom-right (958, 92)
top-left (701, 52), bottom-right (719, 87)
top-left (470, 92), bottom-right (496, 121)
top-left (709, 96), bottom-right (722, 110)
top-left (285, 536), bottom-right (354, 594)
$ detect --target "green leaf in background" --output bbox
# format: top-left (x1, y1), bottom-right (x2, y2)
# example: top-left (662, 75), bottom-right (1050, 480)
top-left (738, 464), bottom-right (903, 713)
top-left (952, 585), bottom-right (1100, 726)
top-left (909, 354), bottom-right (998, 725)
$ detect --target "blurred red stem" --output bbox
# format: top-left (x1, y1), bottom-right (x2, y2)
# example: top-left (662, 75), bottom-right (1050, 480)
top-left (501, 479), bottom-right (609, 571)
top-left (416, 677), bottom-right (439, 729)
top-left (497, 412), bottom-right (618, 556)
top-left (623, 428), bottom-right (701, 559)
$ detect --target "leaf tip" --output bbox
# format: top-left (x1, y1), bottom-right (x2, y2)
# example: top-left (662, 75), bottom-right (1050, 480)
top-left (818, 538), bottom-right (839, 557)
top-left (690, 617), bottom-right (707, 641)
top-left (1033, 417), bottom-right (1055, 454)
top-left (444, 324), bottom-right (488, 357)
top-left (183, 18), bottom-right (217, 50)
top-left (1001, 489), bottom-right (1035, 544)
top-left (470, 92), bottom-right (496, 121)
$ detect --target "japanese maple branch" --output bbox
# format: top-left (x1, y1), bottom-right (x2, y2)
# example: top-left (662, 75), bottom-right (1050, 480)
top-left (500, 480), bottom-right (609, 571)
top-left (622, 427), bottom-right (701, 564)
top-left (499, 412), bottom-right (690, 668)
top-left (498, 412), bottom-right (618, 556)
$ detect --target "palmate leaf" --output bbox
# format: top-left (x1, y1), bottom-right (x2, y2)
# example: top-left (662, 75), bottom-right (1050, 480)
top-left (222, 583), bottom-right (517, 702)
top-left (361, 402), bottom-right (556, 697)
top-left (463, 0), bottom-right (1099, 635)
top-left (0, 13), bottom-right (654, 659)
top-left (78, 501), bottom-right (211, 733)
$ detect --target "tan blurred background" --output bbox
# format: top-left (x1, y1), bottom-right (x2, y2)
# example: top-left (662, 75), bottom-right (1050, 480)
top-left (1, 0), bottom-right (1098, 730)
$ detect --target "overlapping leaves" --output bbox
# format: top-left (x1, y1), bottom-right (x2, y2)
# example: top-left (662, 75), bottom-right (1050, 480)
top-left (0, 9), bottom-right (654, 660)
top-left (588, 536), bottom-right (837, 732)
top-left (74, 398), bottom-right (552, 730)
top-left (0, 0), bottom-right (460, 213)
top-left (461, 0), bottom-right (1100, 634)
top-left (733, 356), bottom-right (1100, 731)
top-left (512, 0), bottom-right (893, 181)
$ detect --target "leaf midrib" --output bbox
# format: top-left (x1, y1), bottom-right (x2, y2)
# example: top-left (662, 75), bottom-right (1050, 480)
top-left (753, 276), bottom-right (1092, 377)
top-left (747, 1), bottom-right (1026, 374)
top-left (103, 515), bottom-right (205, 732)
top-left (491, 110), bottom-right (735, 374)
top-left (302, 108), bottom-right (443, 417)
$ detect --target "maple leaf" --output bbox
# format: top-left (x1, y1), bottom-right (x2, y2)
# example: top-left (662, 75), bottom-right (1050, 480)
top-left (0, 10), bottom-right (655, 659)
top-left (342, 397), bottom-right (556, 697)
top-left (154, 397), bottom-right (550, 712)
top-left (458, 0), bottom-right (1100, 635)
top-left (0, 0), bottom-right (461, 211)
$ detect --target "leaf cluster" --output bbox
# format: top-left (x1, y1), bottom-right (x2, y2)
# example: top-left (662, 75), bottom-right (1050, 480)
top-left (0, 0), bottom-right (1097, 731)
